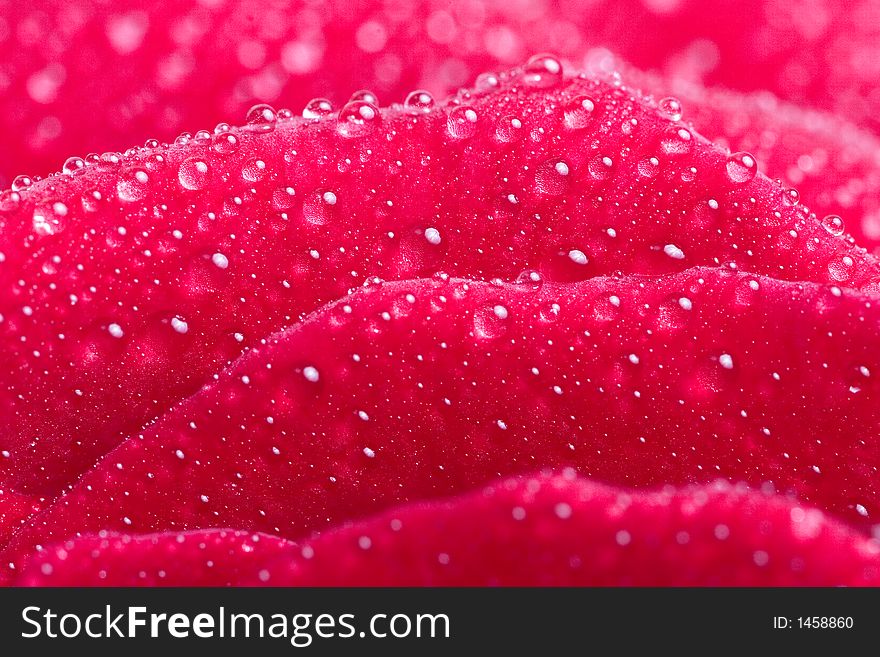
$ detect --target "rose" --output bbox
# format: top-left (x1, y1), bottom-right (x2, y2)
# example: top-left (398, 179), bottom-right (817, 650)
top-left (1, 0), bottom-right (879, 585)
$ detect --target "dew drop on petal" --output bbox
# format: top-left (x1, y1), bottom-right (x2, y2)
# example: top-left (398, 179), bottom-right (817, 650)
top-left (821, 214), bottom-right (844, 236)
top-left (658, 96), bottom-right (683, 121)
top-left (336, 100), bottom-right (381, 138)
top-left (62, 156), bottom-right (85, 176)
top-left (246, 103), bottom-right (277, 132)
top-left (563, 95), bottom-right (596, 130)
top-left (178, 158), bottom-right (210, 190)
top-left (447, 106), bottom-right (478, 139)
top-left (522, 53), bottom-right (563, 88)
top-left (302, 97), bottom-right (333, 119)
top-left (404, 89), bottom-right (435, 112)
top-left (725, 152), bottom-right (758, 184)
top-left (568, 249), bottom-right (588, 265)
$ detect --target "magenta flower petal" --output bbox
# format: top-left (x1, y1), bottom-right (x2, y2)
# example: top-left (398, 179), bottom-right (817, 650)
top-left (3, 67), bottom-right (878, 502)
top-left (16, 473), bottom-right (880, 586)
top-left (5, 268), bottom-right (879, 577)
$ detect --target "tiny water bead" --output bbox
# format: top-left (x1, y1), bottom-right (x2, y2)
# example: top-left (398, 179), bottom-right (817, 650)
top-left (302, 98), bottom-right (333, 119)
top-left (424, 227), bottom-right (442, 245)
top-left (211, 253), bottom-right (229, 269)
top-left (447, 106), bottom-right (478, 139)
top-left (11, 175), bottom-right (33, 192)
top-left (782, 187), bottom-right (800, 206)
top-left (535, 159), bottom-right (571, 195)
top-left (494, 115), bottom-right (524, 143)
top-left (241, 158), bottom-right (268, 182)
top-left (246, 103), bottom-right (277, 132)
top-left (116, 168), bottom-right (150, 202)
top-left (658, 97), bottom-right (683, 121)
top-left (821, 214), bottom-right (845, 236)
top-left (663, 244), bottom-right (685, 260)
top-left (349, 89), bottom-right (379, 105)
top-left (660, 127), bottom-right (692, 156)
top-left (62, 156), bottom-right (86, 176)
top-left (170, 316), bottom-right (189, 334)
top-left (178, 158), bottom-right (210, 191)
top-left (568, 249), bottom-right (588, 265)
top-left (404, 90), bottom-right (435, 112)
top-left (521, 53), bottom-right (563, 88)
top-left (212, 130), bottom-right (239, 155)
top-left (725, 152), bottom-right (758, 184)
top-left (303, 366), bottom-right (320, 383)
top-left (336, 100), bottom-right (381, 138)
top-left (563, 95), bottom-right (596, 130)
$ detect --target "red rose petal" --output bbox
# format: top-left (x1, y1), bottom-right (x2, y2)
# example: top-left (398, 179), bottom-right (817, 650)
top-left (609, 61), bottom-right (880, 251)
top-left (16, 529), bottom-right (294, 587)
top-left (3, 66), bottom-right (878, 499)
top-left (2, 0), bottom-right (879, 185)
top-left (16, 474), bottom-right (880, 586)
top-left (5, 268), bottom-right (879, 574)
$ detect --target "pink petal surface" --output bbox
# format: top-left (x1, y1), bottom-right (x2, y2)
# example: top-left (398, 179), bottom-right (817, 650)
top-left (3, 66), bottom-right (878, 500)
top-left (610, 61), bottom-right (880, 251)
top-left (16, 474), bottom-right (880, 586)
top-left (5, 269), bottom-right (879, 577)
top-left (3, 0), bottom-right (880, 185)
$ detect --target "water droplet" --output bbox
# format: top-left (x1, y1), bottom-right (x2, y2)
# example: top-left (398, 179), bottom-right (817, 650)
top-left (116, 169), bottom-right (150, 202)
top-left (303, 366), bottom-right (320, 382)
top-left (719, 353), bottom-right (734, 370)
top-left (474, 304), bottom-right (509, 339)
top-left (178, 158), bottom-right (210, 190)
top-left (11, 175), bottom-right (33, 192)
top-left (522, 53), bottom-right (563, 88)
top-left (563, 95), bottom-right (596, 130)
top-left (638, 157), bottom-right (660, 178)
top-left (568, 249), bottom-right (588, 265)
top-left (782, 187), bottom-right (800, 206)
top-left (271, 187), bottom-right (296, 210)
top-left (171, 316), bottom-right (189, 334)
top-left (107, 323), bottom-right (124, 338)
top-left (302, 98), bottom-right (333, 119)
top-left (100, 152), bottom-right (122, 167)
top-left (658, 97), bottom-right (683, 121)
top-left (663, 244), bottom-right (685, 260)
top-left (588, 155), bottom-right (613, 180)
top-left (0, 190), bottom-right (21, 212)
top-left (336, 100), bottom-right (381, 138)
top-left (211, 253), bottom-right (229, 269)
top-left (303, 189), bottom-right (337, 225)
top-left (725, 152), bottom-right (757, 184)
top-left (535, 159), bottom-right (571, 196)
top-left (62, 156), bottom-right (85, 176)
top-left (404, 89), bottom-right (435, 112)
top-left (475, 72), bottom-right (500, 92)
top-left (424, 227), bottom-right (442, 245)
top-left (241, 158), bottom-right (267, 182)
top-left (660, 127), bottom-right (692, 155)
top-left (515, 269), bottom-right (544, 290)
top-left (821, 214), bottom-right (844, 236)
top-left (494, 115), bottom-right (523, 143)
top-left (212, 131), bottom-right (239, 154)
top-left (246, 103), bottom-right (277, 132)
top-left (447, 106), bottom-right (478, 139)
top-left (192, 130), bottom-right (211, 145)
top-left (349, 89), bottom-right (379, 105)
